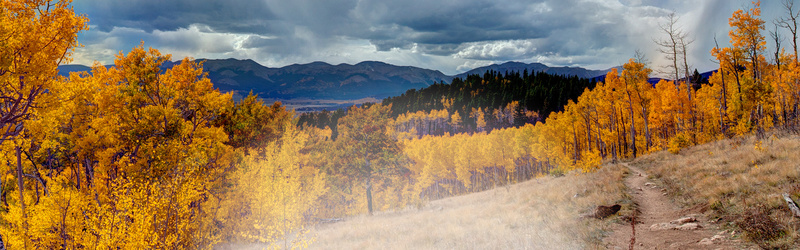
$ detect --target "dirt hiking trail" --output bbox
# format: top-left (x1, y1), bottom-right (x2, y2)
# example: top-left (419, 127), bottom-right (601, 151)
top-left (603, 164), bottom-right (754, 249)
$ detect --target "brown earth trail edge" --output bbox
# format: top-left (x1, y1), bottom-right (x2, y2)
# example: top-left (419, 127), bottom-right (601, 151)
top-left (603, 163), bottom-right (753, 249)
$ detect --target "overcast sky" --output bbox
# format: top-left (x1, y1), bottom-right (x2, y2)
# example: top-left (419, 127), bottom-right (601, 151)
top-left (71, 0), bottom-right (786, 76)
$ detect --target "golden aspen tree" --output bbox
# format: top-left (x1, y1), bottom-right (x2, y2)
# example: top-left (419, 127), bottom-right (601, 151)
top-left (0, 0), bottom-right (87, 248)
top-left (575, 88), bottom-right (597, 154)
top-left (450, 111), bottom-right (462, 132)
top-left (452, 134), bottom-right (474, 190)
top-left (20, 45), bottom-right (234, 248)
top-left (0, 0), bottom-right (88, 145)
top-left (731, 1), bottom-right (770, 136)
top-left (218, 122), bottom-right (326, 248)
top-left (730, 1), bottom-right (766, 83)
top-left (604, 68), bottom-right (635, 157)
top-left (592, 81), bottom-right (620, 159)
top-left (622, 58), bottom-right (654, 155)
top-left (471, 107), bottom-right (487, 132)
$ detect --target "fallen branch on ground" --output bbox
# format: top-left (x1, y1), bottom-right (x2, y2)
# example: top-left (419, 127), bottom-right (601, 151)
top-left (782, 193), bottom-right (800, 218)
top-left (318, 218), bottom-right (344, 223)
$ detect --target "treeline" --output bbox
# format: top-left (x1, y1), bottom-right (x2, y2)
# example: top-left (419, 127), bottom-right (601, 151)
top-left (533, 1), bottom-right (797, 165)
top-left (384, 70), bottom-right (596, 121)
top-left (299, 69), bottom-right (596, 136)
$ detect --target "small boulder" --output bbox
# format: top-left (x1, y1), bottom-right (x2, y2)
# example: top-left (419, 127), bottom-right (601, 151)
top-left (594, 204), bottom-right (621, 219)
top-left (649, 222), bottom-right (676, 231)
top-left (699, 238), bottom-right (714, 245)
top-left (675, 222), bottom-right (702, 230)
top-left (581, 204), bottom-right (621, 219)
top-left (671, 216), bottom-right (696, 225)
top-left (699, 234), bottom-right (725, 245)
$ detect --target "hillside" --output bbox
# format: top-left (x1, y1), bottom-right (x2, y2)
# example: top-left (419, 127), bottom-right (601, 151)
top-left (453, 61), bottom-right (614, 80)
top-left (171, 59), bottom-right (455, 100)
top-left (58, 60), bottom-right (613, 101)
top-left (300, 133), bottom-right (800, 249)
top-left (626, 133), bottom-right (800, 249)
top-left (304, 164), bottom-right (630, 249)
top-left (59, 59), bottom-right (451, 100)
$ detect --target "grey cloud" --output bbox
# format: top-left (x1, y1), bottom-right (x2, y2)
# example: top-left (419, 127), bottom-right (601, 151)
top-left (75, 0), bottom-right (279, 34)
top-left (75, 0), bottom-right (658, 61)
top-left (72, 0), bottom-right (775, 75)
top-left (352, 0), bottom-right (557, 49)
top-left (241, 36), bottom-right (278, 49)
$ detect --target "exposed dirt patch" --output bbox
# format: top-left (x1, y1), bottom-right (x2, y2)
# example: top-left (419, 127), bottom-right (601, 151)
top-left (603, 164), bottom-right (755, 249)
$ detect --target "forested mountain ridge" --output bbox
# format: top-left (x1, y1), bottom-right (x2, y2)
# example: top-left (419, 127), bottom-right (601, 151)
top-left (59, 60), bottom-right (614, 101)
top-left (60, 59), bottom-right (451, 100)
top-left (453, 61), bottom-right (616, 80)
top-left (299, 69), bottom-right (596, 138)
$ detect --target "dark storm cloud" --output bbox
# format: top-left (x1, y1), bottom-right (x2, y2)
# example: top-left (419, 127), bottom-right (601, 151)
top-left (74, 0), bottom-right (279, 34)
top-left (72, 0), bottom-right (779, 75)
top-left (351, 0), bottom-right (557, 50)
top-left (75, 0), bottom-right (562, 57)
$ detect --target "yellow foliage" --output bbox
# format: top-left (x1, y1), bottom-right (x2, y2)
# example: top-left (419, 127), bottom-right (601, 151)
top-left (219, 123), bottom-right (326, 246)
top-left (668, 132), bottom-right (692, 154)
top-left (577, 149), bottom-right (602, 173)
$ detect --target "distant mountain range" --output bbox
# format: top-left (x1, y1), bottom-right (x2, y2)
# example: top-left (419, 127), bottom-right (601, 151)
top-left (454, 61), bottom-right (617, 80)
top-left (58, 60), bottom-right (619, 100)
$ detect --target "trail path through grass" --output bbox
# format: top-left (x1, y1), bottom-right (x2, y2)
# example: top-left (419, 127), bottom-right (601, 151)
top-left (603, 164), bottom-right (751, 249)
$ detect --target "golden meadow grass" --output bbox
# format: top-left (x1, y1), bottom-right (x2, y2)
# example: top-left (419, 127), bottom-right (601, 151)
top-left (308, 163), bottom-right (629, 249)
top-left (307, 132), bottom-right (800, 249)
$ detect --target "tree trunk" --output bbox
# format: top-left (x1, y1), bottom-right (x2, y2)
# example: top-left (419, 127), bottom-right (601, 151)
top-left (626, 95), bottom-right (637, 158)
top-left (16, 146), bottom-right (27, 248)
top-left (366, 177), bottom-right (373, 215)
top-left (641, 106), bottom-right (651, 151)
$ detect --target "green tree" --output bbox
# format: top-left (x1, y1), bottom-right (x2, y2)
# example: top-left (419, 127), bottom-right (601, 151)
top-left (215, 91), bottom-right (292, 150)
top-left (333, 104), bottom-right (403, 215)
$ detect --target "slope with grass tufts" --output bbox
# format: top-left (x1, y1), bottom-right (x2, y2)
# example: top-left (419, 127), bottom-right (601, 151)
top-left (308, 164), bottom-right (629, 249)
top-left (307, 132), bottom-right (800, 249)
top-left (631, 132), bottom-right (800, 249)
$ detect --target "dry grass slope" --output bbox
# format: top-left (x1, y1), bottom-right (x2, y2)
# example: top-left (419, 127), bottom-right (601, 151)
top-left (633, 132), bottom-right (800, 249)
top-left (303, 133), bottom-right (800, 249)
top-left (309, 164), bottom-right (630, 249)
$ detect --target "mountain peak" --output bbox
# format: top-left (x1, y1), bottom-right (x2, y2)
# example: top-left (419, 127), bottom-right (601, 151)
top-left (59, 59), bottom-right (610, 101)
top-left (356, 61), bottom-right (390, 67)
top-left (307, 61), bottom-right (333, 67)
top-left (454, 62), bottom-right (610, 79)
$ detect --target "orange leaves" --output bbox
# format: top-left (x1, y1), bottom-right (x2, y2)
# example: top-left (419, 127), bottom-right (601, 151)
top-left (729, 1), bottom-right (766, 57)
top-left (0, 44), bottom-right (241, 248)
top-left (0, 0), bottom-right (88, 144)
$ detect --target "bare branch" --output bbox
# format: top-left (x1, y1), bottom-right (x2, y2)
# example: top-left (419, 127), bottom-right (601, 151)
top-left (777, 0), bottom-right (799, 63)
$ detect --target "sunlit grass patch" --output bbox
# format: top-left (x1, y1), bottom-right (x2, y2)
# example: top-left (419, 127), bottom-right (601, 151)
top-left (308, 163), bottom-right (629, 249)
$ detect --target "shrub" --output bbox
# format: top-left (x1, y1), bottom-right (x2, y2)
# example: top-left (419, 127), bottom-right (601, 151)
top-left (667, 132), bottom-right (691, 154)
top-left (736, 204), bottom-right (785, 246)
